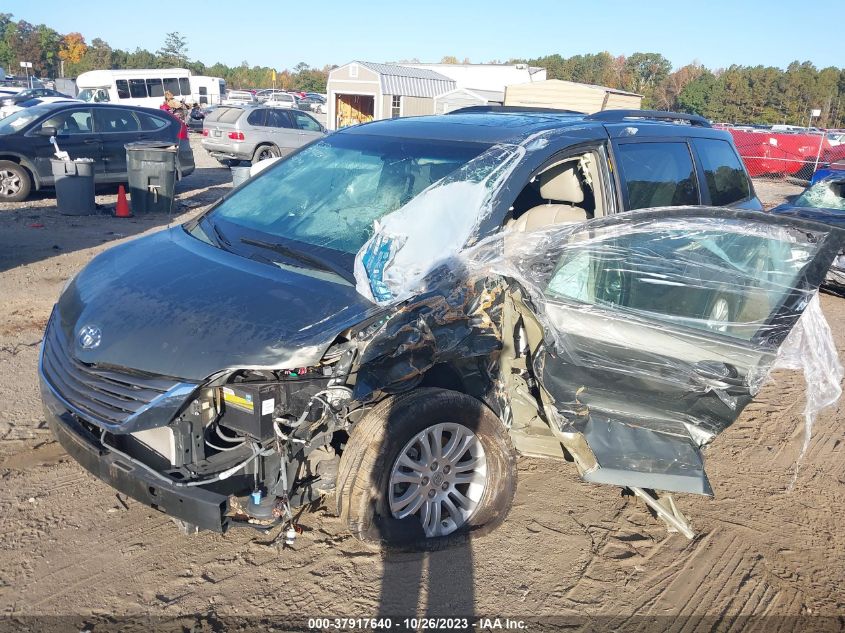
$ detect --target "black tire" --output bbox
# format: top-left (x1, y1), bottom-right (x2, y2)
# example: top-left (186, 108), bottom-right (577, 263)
top-left (216, 158), bottom-right (241, 167)
top-left (252, 144), bottom-right (281, 165)
top-left (0, 160), bottom-right (32, 202)
top-left (336, 388), bottom-right (516, 550)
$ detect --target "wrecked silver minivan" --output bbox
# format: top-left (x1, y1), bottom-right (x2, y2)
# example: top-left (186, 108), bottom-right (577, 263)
top-left (39, 110), bottom-right (843, 546)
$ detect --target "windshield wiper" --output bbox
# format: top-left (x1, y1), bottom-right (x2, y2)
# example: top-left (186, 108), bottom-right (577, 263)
top-left (211, 221), bottom-right (232, 247)
top-left (196, 217), bottom-right (232, 249)
top-left (240, 237), bottom-right (355, 283)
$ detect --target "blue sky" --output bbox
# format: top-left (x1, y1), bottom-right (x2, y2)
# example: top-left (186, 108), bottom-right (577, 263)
top-left (5, 0), bottom-right (840, 71)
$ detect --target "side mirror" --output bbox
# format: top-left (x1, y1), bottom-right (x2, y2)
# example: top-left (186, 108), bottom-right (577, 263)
top-left (39, 125), bottom-right (57, 137)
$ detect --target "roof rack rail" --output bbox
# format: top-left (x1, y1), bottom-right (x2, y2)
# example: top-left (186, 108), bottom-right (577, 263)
top-left (447, 105), bottom-right (582, 115)
top-left (585, 109), bottom-right (712, 127)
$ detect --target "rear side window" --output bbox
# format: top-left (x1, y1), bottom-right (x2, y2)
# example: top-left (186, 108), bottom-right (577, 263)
top-left (267, 110), bottom-right (293, 128)
top-left (617, 142), bottom-right (699, 210)
top-left (137, 111), bottom-right (168, 131)
top-left (115, 80), bottom-right (130, 99)
top-left (179, 77), bottom-right (190, 96)
top-left (246, 109), bottom-right (267, 126)
top-left (694, 138), bottom-right (751, 205)
top-left (128, 79), bottom-right (147, 98)
top-left (94, 108), bottom-right (140, 133)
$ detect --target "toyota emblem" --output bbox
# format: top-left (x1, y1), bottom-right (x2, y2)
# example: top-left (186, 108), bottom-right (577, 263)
top-left (77, 325), bottom-right (102, 350)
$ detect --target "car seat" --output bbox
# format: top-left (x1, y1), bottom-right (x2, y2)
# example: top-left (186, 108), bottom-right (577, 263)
top-left (509, 162), bottom-right (590, 231)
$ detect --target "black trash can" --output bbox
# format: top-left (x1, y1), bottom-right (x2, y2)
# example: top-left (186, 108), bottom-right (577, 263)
top-left (125, 142), bottom-right (178, 214)
top-left (50, 158), bottom-right (96, 215)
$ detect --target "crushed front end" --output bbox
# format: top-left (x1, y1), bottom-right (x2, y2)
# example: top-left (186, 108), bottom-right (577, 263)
top-left (39, 312), bottom-right (365, 532)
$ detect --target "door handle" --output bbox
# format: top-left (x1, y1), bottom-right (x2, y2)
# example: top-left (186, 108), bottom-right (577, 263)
top-left (83, 139), bottom-right (99, 144)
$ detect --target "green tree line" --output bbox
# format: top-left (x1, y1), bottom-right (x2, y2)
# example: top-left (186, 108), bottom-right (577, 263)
top-left (2, 12), bottom-right (843, 127)
top-left (513, 52), bottom-right (845, 127)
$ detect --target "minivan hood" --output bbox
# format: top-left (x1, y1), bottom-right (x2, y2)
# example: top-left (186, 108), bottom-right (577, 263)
top-left (55, 227), bottom-right (381, 382)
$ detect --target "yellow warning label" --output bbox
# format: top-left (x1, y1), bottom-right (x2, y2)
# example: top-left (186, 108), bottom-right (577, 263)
top-left (221, 387), bottom-right (254, 413)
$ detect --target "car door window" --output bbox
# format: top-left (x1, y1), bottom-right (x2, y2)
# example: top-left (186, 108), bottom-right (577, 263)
top-left (616, 142), bottom-right (699, 210)
top-left (544, 218), bottom-right (819, 341)
top-left (267, 110), bottom-right (294, 129)
top-left (693, 138), bottom-right (752, 205)
top-left (94, 108), bottom-right (141, 133)
top-left (290, 111), bottom-right (321, 132)
top-left (43, 109), bottom-right (93, 135)
top-left (246, 109), bottom-right (267, 127)
top-left (137, 111), bottom-right (168, 131)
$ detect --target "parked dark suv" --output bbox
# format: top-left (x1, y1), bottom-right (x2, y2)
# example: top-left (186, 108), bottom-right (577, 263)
top-left (0, 102), bottom-right (195, 201)
top-left (40, 109), bottom-right (840, 548)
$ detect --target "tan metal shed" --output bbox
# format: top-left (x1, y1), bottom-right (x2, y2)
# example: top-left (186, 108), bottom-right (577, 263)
top-left (504, 79), bottom-right (642, 113)
top-left (326, 61), bottom-right (455, 130)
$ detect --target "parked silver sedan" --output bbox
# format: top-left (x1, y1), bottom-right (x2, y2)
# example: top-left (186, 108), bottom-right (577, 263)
top-left (201, 105), bottom-right (326, 165)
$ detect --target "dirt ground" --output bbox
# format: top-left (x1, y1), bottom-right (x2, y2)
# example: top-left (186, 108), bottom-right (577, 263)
top-left (0, 138), bottom-right (843, 631)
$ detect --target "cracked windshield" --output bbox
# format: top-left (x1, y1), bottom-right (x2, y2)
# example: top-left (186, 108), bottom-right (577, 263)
top-left (210, 134), bottom-right (489, 253)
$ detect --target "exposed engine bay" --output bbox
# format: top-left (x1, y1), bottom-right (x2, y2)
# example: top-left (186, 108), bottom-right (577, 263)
top-left (97, 346), bottom-right (361, 532)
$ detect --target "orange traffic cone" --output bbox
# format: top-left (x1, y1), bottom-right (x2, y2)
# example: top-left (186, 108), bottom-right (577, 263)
top-left (114, 184), bottom-right (132, 218)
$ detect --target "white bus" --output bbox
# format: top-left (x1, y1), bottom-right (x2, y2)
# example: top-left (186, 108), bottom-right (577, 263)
top-left (76, 68), bottom-right (226, 108)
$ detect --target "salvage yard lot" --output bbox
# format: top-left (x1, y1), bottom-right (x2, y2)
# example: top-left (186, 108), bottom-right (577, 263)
top-left (0, 137), bottom-right (843, 627)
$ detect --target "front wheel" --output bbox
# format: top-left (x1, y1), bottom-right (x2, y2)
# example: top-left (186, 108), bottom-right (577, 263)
top-left (0, 161), bottom-right (31, 202)
top-left (336, 388), bottom-right (516, 549)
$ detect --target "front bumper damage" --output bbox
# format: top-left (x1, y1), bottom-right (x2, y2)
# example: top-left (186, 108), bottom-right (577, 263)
top-left (41, 380), bottom-right (230, 532)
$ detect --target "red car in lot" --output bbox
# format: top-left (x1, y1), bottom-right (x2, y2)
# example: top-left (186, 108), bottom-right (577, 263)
top-left (729, 128), bottom-right (845, 179)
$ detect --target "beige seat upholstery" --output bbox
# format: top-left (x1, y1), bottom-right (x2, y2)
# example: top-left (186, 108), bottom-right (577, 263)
top-left (509, 163), bottom-right (588, 232)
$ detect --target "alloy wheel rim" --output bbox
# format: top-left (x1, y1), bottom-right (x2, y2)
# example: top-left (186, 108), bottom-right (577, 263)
top-left (388, 422), bottom-right (487, 538)
top-left (0, 169), bottom-right (21, 196)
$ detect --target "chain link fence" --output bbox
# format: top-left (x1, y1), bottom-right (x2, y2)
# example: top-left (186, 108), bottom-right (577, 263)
top-left (717, 125), bottom-right (845, 208)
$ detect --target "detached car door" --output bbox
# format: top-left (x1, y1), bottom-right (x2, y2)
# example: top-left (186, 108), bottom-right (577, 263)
top-left (515, 208), bottom-right (842, 495)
